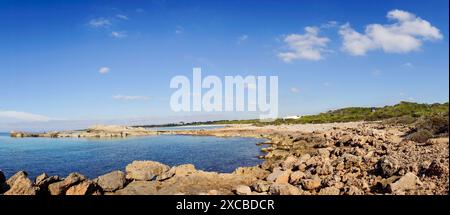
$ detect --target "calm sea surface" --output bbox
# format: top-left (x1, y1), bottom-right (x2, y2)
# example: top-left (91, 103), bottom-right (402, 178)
top-left (0, 132), bottom-right (266, 179)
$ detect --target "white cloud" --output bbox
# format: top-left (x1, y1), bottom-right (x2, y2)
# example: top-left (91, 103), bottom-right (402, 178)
top-left (175, 26), bottom-right (183, 34)
top-left (403, 62), bottom-right (414, 67)
top-left (372, 69), bottom-right (382, 77)
top-left (113, 94), bottom-right (149, 101)
top-left (99, 67), bottom-right (110, 74)
top-left (340, 9), bottom-right (443, 56)
top-left (0, 111), bottom-right (51, 122)
top-left (116, 14), bottom-right (129, 20)
top-left (321, 21), bottom-right (338, 29)
top-left (290, 87), bottom-right (301, 93)
top-left (278, 26), bottom-right (330, 62)
top-left (237, 35), bottom-right (248, 44)
top-left (111, 31), bottom-right (127, 38)
top-left (89, 18), bottom-right (111, 28)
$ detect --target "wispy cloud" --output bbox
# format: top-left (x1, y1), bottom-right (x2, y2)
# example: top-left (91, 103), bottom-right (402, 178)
top-left (339, 9), bottom-right (443, 56)
top-left (113, 94), bottom-right (149, 101)
top-left (237, 35), bottom-right (248, 44)
top-left (175, 25), bottom-right (183, 34)
top-left (111, 31), bottom-right (127, 38)
top-left (278, 26), bottom-right (330, 62)
top-left (116, 14), bottom-right (129, 20)
top-left (89, 18), bottom-right (111, 28)
top-left (372, 69), bottom-right (382, 77)
top-left (0, 111), bottom-right (51, 122)
top-left (403, 62), bottom-right (414, 68)
top-left (99, 67), bottom-right (110, 74)
top-left (320, 20), bottom-right (338, 29)
top-left (290, 87), bottom-right (301, 93)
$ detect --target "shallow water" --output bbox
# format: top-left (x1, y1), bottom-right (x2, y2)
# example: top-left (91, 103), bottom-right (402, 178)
top-left (0, 133), bottom-right (266, 179)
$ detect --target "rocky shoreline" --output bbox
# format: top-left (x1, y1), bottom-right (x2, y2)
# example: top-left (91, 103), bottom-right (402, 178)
top-left (10, 125), bottom-right (158, 138)
top-left (1, 122), bottom-right (448, 195)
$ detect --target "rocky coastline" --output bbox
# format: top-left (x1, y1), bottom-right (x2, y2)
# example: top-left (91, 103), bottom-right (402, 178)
top-left (1, 122), bottom-right (448, 195)
top-left (10, 125), bottom-right (158, 138)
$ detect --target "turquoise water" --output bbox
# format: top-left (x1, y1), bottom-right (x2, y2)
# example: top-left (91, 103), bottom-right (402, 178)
top-left (0, 133), bottom-right (266, 179)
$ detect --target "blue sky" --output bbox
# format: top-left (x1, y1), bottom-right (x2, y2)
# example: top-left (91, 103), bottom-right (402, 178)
top-left (0, 0), bottom-right (448, 131)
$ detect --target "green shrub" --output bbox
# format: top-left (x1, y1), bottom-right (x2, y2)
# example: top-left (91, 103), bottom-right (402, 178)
top-left (409, 129), bottom-right (434, 143)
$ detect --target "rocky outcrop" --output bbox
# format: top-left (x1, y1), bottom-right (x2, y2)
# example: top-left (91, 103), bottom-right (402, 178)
top-left (125, 161), bottom-right (170, 181)
top-left (3, 171), bottom-right (39, 195)
top-left (10, 125), bottom-right (158, 138)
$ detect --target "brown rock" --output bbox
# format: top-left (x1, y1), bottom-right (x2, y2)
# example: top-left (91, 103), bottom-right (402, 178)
top-left (289, 171), bottom-right (306, 184)
top-left (301, 177), bottom-right (321, 190)
top-left (233, 185), bottom-right (252, 195)
top-left (48, 172), bottom-right (87, 195)
top-left (4, 172), bottom-right (38, 195)
top-left (269, 184), bottom-right (302, 195)
top-left (114, 181), bottom-right (159, 195)
top-left (65, 180), bottom-right (100, 195)
top-left (251, 181), bottom-right (272, 192)
top-left (318, 187), bottom-right (340, 195)
top-left (377, 156), bottom-right (399, 177)
top-left (266, 168), bottom-right (291, 184)
top-left (96, 171), bottom-right (127, 192)
top-left (125, 160), bottom-right (170, 181)
top-left (388, 172), bottom-right (422, 194)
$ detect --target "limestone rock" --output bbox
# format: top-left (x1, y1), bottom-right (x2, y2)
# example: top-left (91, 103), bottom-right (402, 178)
top-left (378, 156), bottom-right (399, 177)
top-left (289, 171), bottom-right (306, 184)
top-left (125, 160), bottom-right (170, 181)
top-left (48, 172), bottom-right (87, 195)
top-left (388, 172), bottom-right (422, 194)
top-left (233, 166), bottom-right (269, 180)
top-left (4, 172), bottom-right (38, 195)
top-left (266, 168), bottom-right (291, 184)
top-left (96, 171), bottom-right (127, 192)
top-left (318, 187), bottom-right (340, 195)
top-left (269, 184), bottom-right (302, 195)
top-left (66, 180), bottom-right (101, 195)
top-left (251, 180), bottom-right (271, 192)
top-left (301, 177), bottom-right (321, 190)
top-left (233, 185), bottom-right (252, 195)
top-left (114, 181), bottom-right (159, 195)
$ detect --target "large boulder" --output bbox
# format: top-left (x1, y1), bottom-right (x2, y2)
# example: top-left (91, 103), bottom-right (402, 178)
top-left (34, 173), bottom-right (61, 194)
top-left (125, 161), bottom-right (170, 181)
top-left (65, 180), bottom-right (101, 195)
top-left (388, 172), bottom-right (422, 194)
top-left (96, 171), bottom-right (127, 192)
top-left (4, 171), bottom-right (38, 195)
top-left (158, 164), bottom-right (197, 181)
top-left (48, 172), bottom-right (87, 195)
